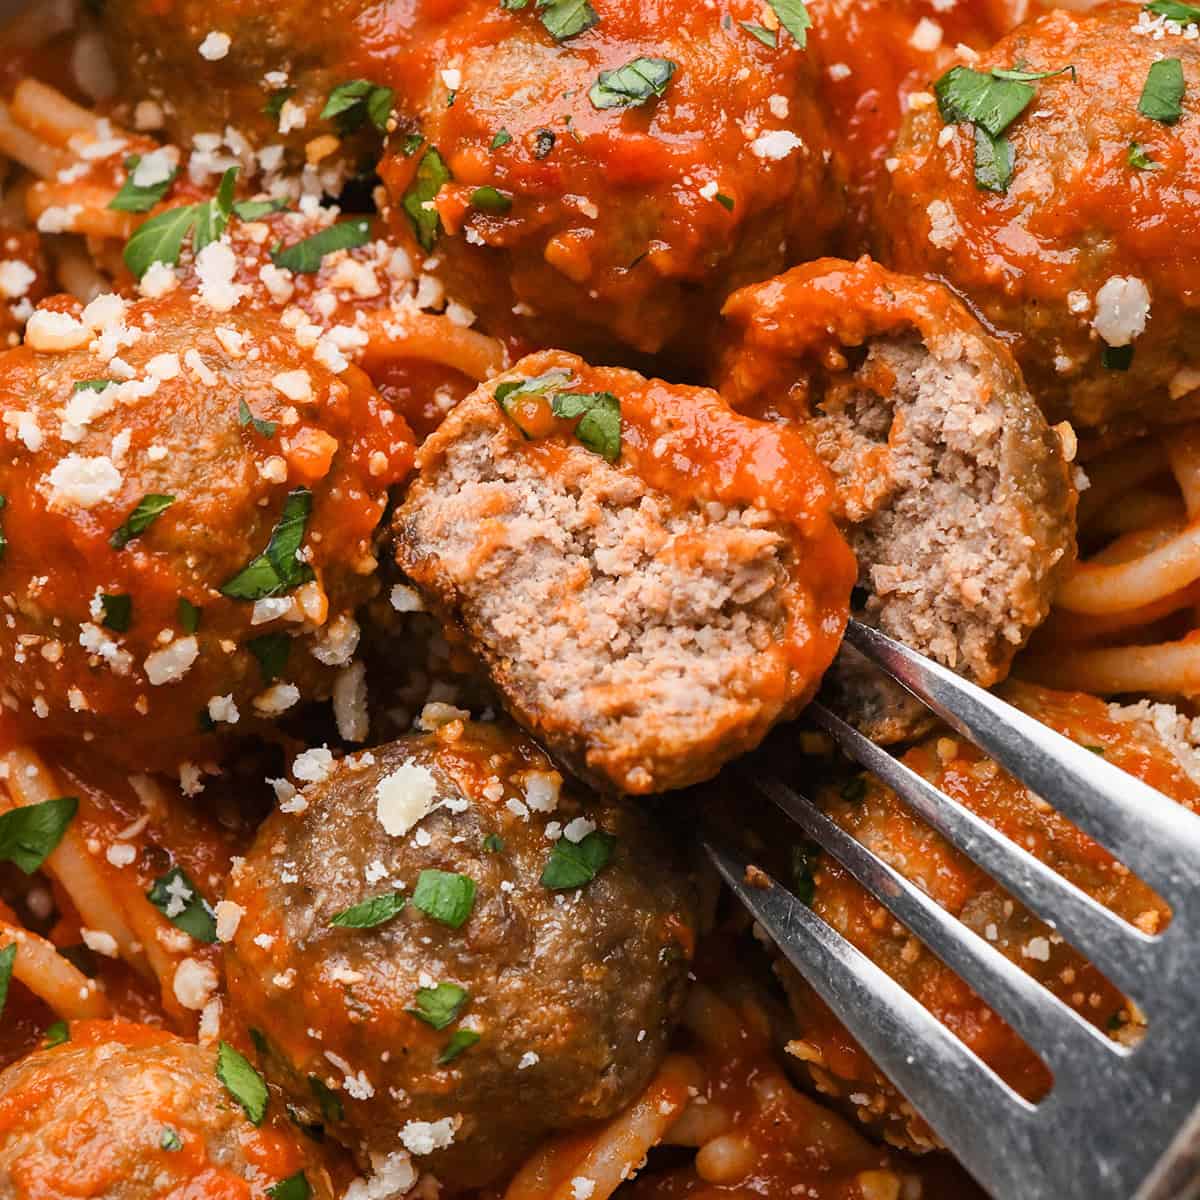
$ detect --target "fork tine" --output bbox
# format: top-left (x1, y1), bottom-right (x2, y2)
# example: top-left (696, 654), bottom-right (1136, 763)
top-left (844, 619), bottom-right (1200, 903)
top-left (702, 834), bottom-right (1034, 1192)
top-left (807, 702), bottom-right (1157, 1004)
top-left (748, 772), bottom-right (1118, 1071)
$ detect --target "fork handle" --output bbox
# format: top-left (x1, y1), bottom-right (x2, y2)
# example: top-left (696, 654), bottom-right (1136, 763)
top-left (1138, 1104), bottom-right (1200, 1200)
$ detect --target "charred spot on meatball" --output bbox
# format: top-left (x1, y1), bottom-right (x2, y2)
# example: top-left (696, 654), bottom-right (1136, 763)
top-left (0, 291), bottom-right (414, 768)
top-left (391, 350), bottom-right (855, 794)
top-left (716, 257), bottom-right (1077, 742)
top-left (224, 720), bottom-right (699, 1189)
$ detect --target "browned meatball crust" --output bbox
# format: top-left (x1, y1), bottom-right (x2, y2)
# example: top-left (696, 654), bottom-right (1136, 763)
top-left (224, 720), bottom-right (699, 1189)
top-left (392, 350), bottom-right (855, 794)
top-left (716, 257), bottom-right (1077, 741)
top-left (876, 3), bottom-right (1200, 431)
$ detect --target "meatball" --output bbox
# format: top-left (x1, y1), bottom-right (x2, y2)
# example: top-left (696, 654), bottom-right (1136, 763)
top-left (100, 1), bottom-right (391, 169)
top-left (875, 3), bottom-right (1200, 431)
top-left (0, 1020), bottom-right (337, 1198)
top-left (716, 257), bottom-right (1076, 741)
top-left (777, 681), bottom-right (1197, 1151)
top-left (224, 720), bottom-right (699, 1189)
top-left (0, 227), bottom-right (48, 348)
top-left (392, 350), bottom-right (855, 794)
top-left (0, 291), bottom-right (413, 767)
top-left (379, 0), bottom-right (843, 361)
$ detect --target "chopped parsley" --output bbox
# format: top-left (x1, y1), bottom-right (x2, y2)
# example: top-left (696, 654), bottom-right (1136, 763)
top-left (270, 219), bottom-right (372, 274)
top-left (1145, 0), bottom-right (1200, 23)
top-left (408, 981), bottom-right (469, 1029)
top-left (268, 1172), bottom-right (311, 1200)
top-left (264, 87), bottom-right (296, 119)
top-left (438, 1029), bottom-right (481, 1063)
top-left (73, 379), bottom-right (113, 393)
top-left (1139, 58), bottom-right (1185, 124)
top-left (178, 597), bottom-right (202, 633)
top-left (321, 80), bottom-right (395, 135)
top-left (402, 147), bottom-right (451, 252)
top-left (247, 633), bottom-right (291, 684)
top-left (1128, 141), bottom-right (1163, 170)
top-left (122, 165), bottom-right (237, 276)
top-left (100, 593), bottom-right (132, 633)
top-left (1102, 344), bottom-right (1135, 371)
top-left (538, 0), bottom-right (599, 41)
top-left (160, 1126), bottom-right (183, 1151)
top-left (0, 797), bottom-right (77, 874)
top-left (220, 488), bottom-right (315, 601)
top-left (309, 1075), bottom-right (344, 1122)
top-left (767, 0), bottom-right (811, 46)
top-left (470, 186), bottom-right (513, 214)
top-left (146, 865), bottom-right (218, 943)
top-left (0, 943), bottom-right (15, 1022)
top-left (589, 56), bottom-right (677, 109)
top-left (108, 154), bottom-right (179, 214)
top-left (1084, 745), bottom-right (1107, 756)
top-left (716, 193), bottom-right (735, 211)
top-left (550, 390), bottom-right (621, 462)
top-left (541, 830), bottom-right (615, 889)
top-left (973, 125), bottom-right (1014, 193)
top-left (790, 842), bottom-right (821, 905)
top-left (238, 398), bottom-right (277, 437)
top-left (494, 368), bottom-right (572, 436)
top-left (217, 1041), bottom-right (269, 1125)
top-left (483, 833), bottom-right (505, 853)
top-left (739, 21), bottom-right (776, 47)
top-left (329, 891), bottom-right (406, 928)
top-left (412, 870), bottom-right (476, 928)
top-left (110, 493), bottom-right (175, 550)
top-left (491, 128), bottom-right (513, 150)
top-left (43, 1020), bottom-right (69, 1047)
top-left (233, 198), bottom-right (290, 221)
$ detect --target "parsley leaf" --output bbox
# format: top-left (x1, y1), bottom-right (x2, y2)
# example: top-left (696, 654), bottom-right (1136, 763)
top-left (483, 833), bottom-right (505, 852)
top-left (217, 1041), bottom-right (269, 1125)
top-left (538, 0), bottom-right (599, 41)
top-left (973, 125), bottom-right (1014, 192)
top-left (233, 198), bottom-right (290, 221)
top-left (934, 65), bottom-right (1036, 137)
top-left (238, 398), bottom-right (277, 437)
top-left (470, 186), bottom-right (512, 213)
top-left (1102, 344), bottom-right (1135, 371)
top-left (100, 593), bottom-right (132, 632)
top-left (716, 192), bottom-right (734, 211)
top-left (402, 147), bottom-right (451, 252)
top-left (73, 379), bottom-right (113, 393)
top-left (1146, 0), bottom-right (1200, 23)
top-left (438, 1029), bottom-right (481, 1063)
top-left (551, 390), bottom-right (621, 461)
top-left (178, 597), bottom-right (201, 633)
top-left (541, 830), bottom-right (615, 889)
top-left (791, 842), bottom-right (820, 905)
top-left (0, 944), bottom-right (18, 1024)
top-left (491, 128), bottom-right (513, 149)
top-left (268, 1172), bottom-right (311, 1200)
top-left (739, 21), bottom-right (777, 46)
top-left (589, 56), bottom-right (677, 109)
top-left (494, 368), bottom-right (572, 435)
top-left (411, 870), bottom-right (476, 928)
top-left (247, 633), bottom-right (291, 684)
top-left (160, 1126), bottom-right (183, 1151)
top-left (123, 204), bottom-right (200, 278)
top-left (43, 1020), bottom-right (69, 1047)
top-left (0, 797), bottom-right (77, 873)
top-left (220, 488), bottom-right (315, 601)
top-left (146, 865), bottom-right (218, 943)
top-left (329, 891), bottom-right (406, 928)
top-left (309, 1075), bottom-right (344, 1122)
top-left (321, 80), bottom-right (394, 135)
top-left (408, 981), bottom-right (469, 1029)
top-left (110, 494), bottom-right (175, 550)
top-left (192, 166), bottom-right (239, 253)
top-left (989, 64), bottom-right (1076, 83)
top-left (767, 0), bottom-right (811, 46)
top-left (264, 87), bottom-right (296, 118)
top-left (1139, 58), bottom-right (1185, 124)
top-left (270, 219), bottom-right (371, 274)
top-left (109, 154), bottom-right (179, 214)
top-left (1128, 141), bottom-right (1164, 170)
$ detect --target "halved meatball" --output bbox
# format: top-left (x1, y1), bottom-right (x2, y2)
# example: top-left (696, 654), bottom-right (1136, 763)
top-left (875, 3), bottom-right (1200, 431)
top-left (0, 291), bottom-right (414, 768)
top-left (379, 0), bottom-right (843, 361)
top-left (716, 257), bottom-right (1076, 741)
top-left (392, 350), bottom-right (855, 794)
top-left (224, 720), bottom-right (699, 1189)
top-left (0, 1021), bottom-right (337, 1198)
top-left (775, 681), bottom-right (1197, 1151)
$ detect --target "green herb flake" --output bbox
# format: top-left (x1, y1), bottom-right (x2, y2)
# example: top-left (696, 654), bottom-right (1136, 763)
top-left (146, 865), bottom-right (218, 943)
top-left (330, 891), bottom-right (406, 929)
top-left (123, 204), bottom-right (198, 277)
top-left (402, 147), bottom-right (451, 252)
top-left (491, 128), bottom-right (513, 150)
top-left (1102, 344), bottom-right (1135, 370)
top-left (0, 943), bottom-right (18, 1024)
top-left (408, 980), bottom-right (469, 1029)
top-left (502, 0), bottom-right (530, 7)
top-left (100, 593), bottom-right (132, 633)
top-left (1084, 744), bottom-right (1107, 756)
top-left (438, 1029), bottom-right (481, 1064)
top-left (483, 833), bottom-right (505, 853)
top-left (268, 1172), bottom-right (311, 1200)
top-left (739, 21), bottom-right (777, 46)
top-left (220, 488), bottom-right (315, 601)
top-left (411, 870), bottom-right (477, 928)
top-left (160, 1126), bottom-right (183, 1151)
top-left (321, 80), bottom-right (395, 135)
top-left (715, 192), bottom-right (734, 211)
top-left (192, 166), bottom-right (239, 254)
top-left (73, 379), bottom-right (114, 393)
top-left (1139, 57), bottom-right (1185, 124)
top-left (766, 0), bottom-right (811, 46)
top-left (589, 57), bottom-right (677, 110)
top-left (538, 0), bottom-right (599, 42)
top-left (1128, 141), bottom-right (1164, 171)
top-left (217, 1041), bottom-right (269, 1125)
top-left (309, 1074), bottom-right (344, 1122)
top-left (973, 125), bottom-right (1014, 192)
top-left (109, 154), bottom-right (179, 214)
top-left (1146, 0), bottom-right (1200, 24)
top-left (43, 1020), bottom-right (69, 1047)
top-left (494, 368), bottom-right (573, 436)
top-left (551, 390), bottom-right (621, 462)
top-left (238, 398), bottom-right (278, 437)
top-left (109, 493), bottom-right (175, 550)
top-left (178, 597), bottom-right (201, 634)
top-left (470, 186), bottom-right (513, 214)
top-left (934, 65), bottom-right (1036, 137)
top-left (270, 219), bottom-right (372, 274)
top-left (247, 632), bottom-right (291, 684)
top-left (0, 797), bottom-right (77, 874)
top-left (233, 198), bottom-right (290, 221)
top-left (264, 87), bottom-right (296, 119)
top-left (791, 841), bottom-right (821, 906)
top-left (541, 830), bottom-right (615, 890)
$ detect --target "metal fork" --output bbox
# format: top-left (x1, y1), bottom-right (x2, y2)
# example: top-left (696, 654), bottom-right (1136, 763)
top-left (706, 618), bottom-right (1200, 1200)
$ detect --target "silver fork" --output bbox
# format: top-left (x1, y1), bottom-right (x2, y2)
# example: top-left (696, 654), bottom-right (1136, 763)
top-left (706, 618), bottom-right (1200, 1200)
